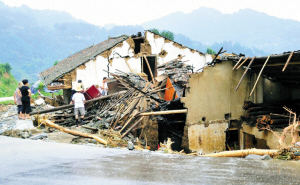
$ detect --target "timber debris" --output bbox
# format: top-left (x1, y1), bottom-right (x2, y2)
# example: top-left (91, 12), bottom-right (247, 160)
top-left (30, 60), bottom-right (190, 151)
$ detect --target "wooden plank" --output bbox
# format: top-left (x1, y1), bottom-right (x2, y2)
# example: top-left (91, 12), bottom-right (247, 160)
top-left (235, 56), bottom-right (255, 91)
top-left (125, 60), bottom-right (134, 73)
top-left (29, 91), bottom-right (126, 115)
top-left (137, 109), bottom-right (187, 116)
top-left (236, 57), bottom-right (249, 69)
top-left (232, 57), bottom-right (243, 70)
top-left (121, 116), bottom-right (144, 138)
top-left (282, 51), bottom-right (294, 71)
top-left (252, 61), bottom-right (300, 67)
top-left (250, 55), bottom-right (271, 96)
top-left (42, 120), bottom-right (107, 145)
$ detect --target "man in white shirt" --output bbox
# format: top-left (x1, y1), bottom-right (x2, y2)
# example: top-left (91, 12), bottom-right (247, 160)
top-left (100, 77), bottom-right (108, 96)
top-left (71, 85), bottom-right (86, 126)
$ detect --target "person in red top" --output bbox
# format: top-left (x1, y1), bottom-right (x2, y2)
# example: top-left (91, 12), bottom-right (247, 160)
top-left (17, 79), bottom-right (31, 119)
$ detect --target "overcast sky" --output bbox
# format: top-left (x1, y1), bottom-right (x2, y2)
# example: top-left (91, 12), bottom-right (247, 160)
top-left (2, 0), bottom-right (300, 26)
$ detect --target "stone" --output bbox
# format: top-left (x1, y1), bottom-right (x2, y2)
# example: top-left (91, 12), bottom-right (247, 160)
top-left (127, 141), bottom-right (134, 150)
top-left (29, 133), bottom-right (48, 140)
top-left (22, 131), bottom-right (30, 138)
top-left (14, 120), bottom-right (34, 130)
top-left (294, 151), bottom-right (300, 156)
top-left (245, 154), bottom-right (262, 159)
top-left (260, 154), bottom-right (272, 160)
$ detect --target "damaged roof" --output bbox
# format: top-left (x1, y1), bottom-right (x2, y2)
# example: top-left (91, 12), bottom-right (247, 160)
top-left (40, 35), bottom-right (129, 85)
top-left (226, 50), bottom-right (300, 85)
top-left (146, 30), bottom-right (205, 55)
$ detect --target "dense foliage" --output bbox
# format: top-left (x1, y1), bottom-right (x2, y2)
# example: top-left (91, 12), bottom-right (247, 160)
top-left (150, 28), bottom-right (175, 41)
top-left (0, 62), bottom-right (18, 97)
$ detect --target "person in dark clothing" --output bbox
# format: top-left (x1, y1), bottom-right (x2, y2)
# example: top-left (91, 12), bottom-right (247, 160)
top-left (17, 79), bottom-right (32, 119)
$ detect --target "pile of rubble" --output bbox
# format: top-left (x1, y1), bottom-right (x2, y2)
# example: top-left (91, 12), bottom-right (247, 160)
top-left (28, 59), bottom-right (190, 151)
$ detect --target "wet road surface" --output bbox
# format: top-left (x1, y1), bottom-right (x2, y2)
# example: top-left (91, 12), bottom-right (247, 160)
top-left (1, 136), bottom-right (300, 185)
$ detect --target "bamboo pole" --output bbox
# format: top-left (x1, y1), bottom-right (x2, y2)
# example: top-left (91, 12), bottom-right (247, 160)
top-left (203, 149), bottom-right (278, 157)
top-left (282, 51), bottom-right (294, 72)
top-left (235, 56), bottom-right (255, 91)
top-left (232, 57), bottom-right (243, 70)
top-left (121, 116), bottom-right (144, 138)
top-left (137, 109), bottom-right (187, 116)
top-left (42, 120), bottom-right (107, 145)
top-left (250, 55), bottom-right (271, 96)
top-left (30, 91), bottom-right (125, 115)
top-left (143, 55), bottom-right (155, 83)
top-left (236, 57), bottom-right (249, 69)
top-left (125, 60), bottom-right (134, 73)
top-left (119, 112), bottom-right (138, 133)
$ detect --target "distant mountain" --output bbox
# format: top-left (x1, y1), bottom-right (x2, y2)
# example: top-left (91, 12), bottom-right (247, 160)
top-left (0, 2), bottom-right (270, 82)
top-left (142, 7), bottom-right (300, 54)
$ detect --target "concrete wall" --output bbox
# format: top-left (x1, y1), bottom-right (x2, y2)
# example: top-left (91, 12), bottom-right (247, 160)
top-left (188, 122), bottom-right (228, 154)
top-left (145, 31), bottom-right (212, 73)
top-left (181, 61), bottom-right (251, 153)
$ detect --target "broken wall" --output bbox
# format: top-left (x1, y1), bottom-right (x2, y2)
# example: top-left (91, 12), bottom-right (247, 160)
top-left (73, 39), bottom-right (142, 89)
top-left (181, 61), bottom-right (251, 153)
top-left (145, 31), bottom-right (212, 73)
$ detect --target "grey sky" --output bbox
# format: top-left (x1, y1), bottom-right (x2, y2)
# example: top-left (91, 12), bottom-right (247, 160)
top-left (2, 0), bottom-right (300, 26)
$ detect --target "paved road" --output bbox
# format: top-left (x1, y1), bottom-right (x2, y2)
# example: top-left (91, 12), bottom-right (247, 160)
top-left (1, 136), bottom-right (300, 185)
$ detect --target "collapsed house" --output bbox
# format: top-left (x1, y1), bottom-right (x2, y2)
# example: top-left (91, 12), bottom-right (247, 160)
top-left (37, 30), bottom-right (213, 152)
top-left (38, 29), bottom-right (300, 154)
top-left (182, 51), bottom-right (300, 154)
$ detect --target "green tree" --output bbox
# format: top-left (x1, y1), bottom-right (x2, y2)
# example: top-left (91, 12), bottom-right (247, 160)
top-left (149, 29), bottom-right (175, 41)
top-left (53, 60), bottom-right (59, 66)
top-left (37, 81), bottom-right (44, 91)
top-left (149, 28), bottom-right (159, 35)
top-left (160, 30), bottom-right (174, 41)
top-left (3, 63), bottom-right (12, 73)
top-left (206, 47), bottom-right (216, 55)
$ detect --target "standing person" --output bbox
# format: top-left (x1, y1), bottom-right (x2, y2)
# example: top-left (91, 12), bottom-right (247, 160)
top-left (71, 84), bottom-right (86, 127)
top-left (100, 77), bottom-right (108, 96)
top-left (72, 79), bottom-right (84, 96)
top-left (14, 82), bottom-right (23, 119)
top-left (17, 79), bottom-right (31, 119)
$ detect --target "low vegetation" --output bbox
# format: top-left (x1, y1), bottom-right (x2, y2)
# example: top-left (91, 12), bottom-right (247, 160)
top-left (0, 63), bottom-right (18, 97)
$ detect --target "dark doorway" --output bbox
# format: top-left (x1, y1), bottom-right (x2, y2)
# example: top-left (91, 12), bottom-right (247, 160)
top-left (157, 99), bottom-right (186, 151)
top-left (133, 38), bottom-right (144, 54)
top-left (225, 130), bottom-right (240, 150)
top-left (142, 56), bottom-right (157, 82)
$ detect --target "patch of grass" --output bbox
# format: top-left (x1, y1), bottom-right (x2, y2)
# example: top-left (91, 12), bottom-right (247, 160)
top-left (32, 90), bottom-right (63, 100)
top-left (0, 100), bottom-right (14, 105)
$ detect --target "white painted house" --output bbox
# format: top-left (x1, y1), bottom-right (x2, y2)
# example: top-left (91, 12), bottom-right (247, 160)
top-left (40, 30), bottom-right (212, 103)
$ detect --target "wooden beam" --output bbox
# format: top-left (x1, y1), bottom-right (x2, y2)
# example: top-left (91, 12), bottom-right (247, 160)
top-left (250, 55), bottom-right (270, 96)
top-left (235, 57), bottom-right (255, 91)
top-left (42, 120), bottom-right (107, 145)
top-left (137, 109), bottom-right (187, 116)
top-left (121, 116), bottom-right (144, 138)
top-left (29, 91), bottom-right (126, 115)
top-left (282, 51), bottom-right (294, 72)
top-left (252, 61), bottom-right (300, 67)
top-left (203, 149), bottom-right (278, 157)
top-left (236, 57), bottom-right (249, 69)
top-left (232, 57), bottom-right (243, 70)
top-left (143, 55), bottom-right (155, 83)
top-left (125, 60), bottom-right (134, 73)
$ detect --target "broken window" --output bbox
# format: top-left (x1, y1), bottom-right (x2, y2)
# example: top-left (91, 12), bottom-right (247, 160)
top-left (141, 56), bottom-right (157, 82)
top-left (133, 38), bottom-right (144, 54)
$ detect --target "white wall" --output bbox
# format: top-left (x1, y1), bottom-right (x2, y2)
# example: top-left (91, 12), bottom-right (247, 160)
top-left (74, 40), bottom-right (142, 89)
top-left (146, 31), bottom-right (212, 73)
top-left (73, 32), bottom-right (212, 89)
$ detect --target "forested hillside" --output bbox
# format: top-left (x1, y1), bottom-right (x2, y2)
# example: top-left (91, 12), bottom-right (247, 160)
top-left (0, 2), bottom-right (283, 83)
top-left (0, 62), bottom-right (18, 97)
